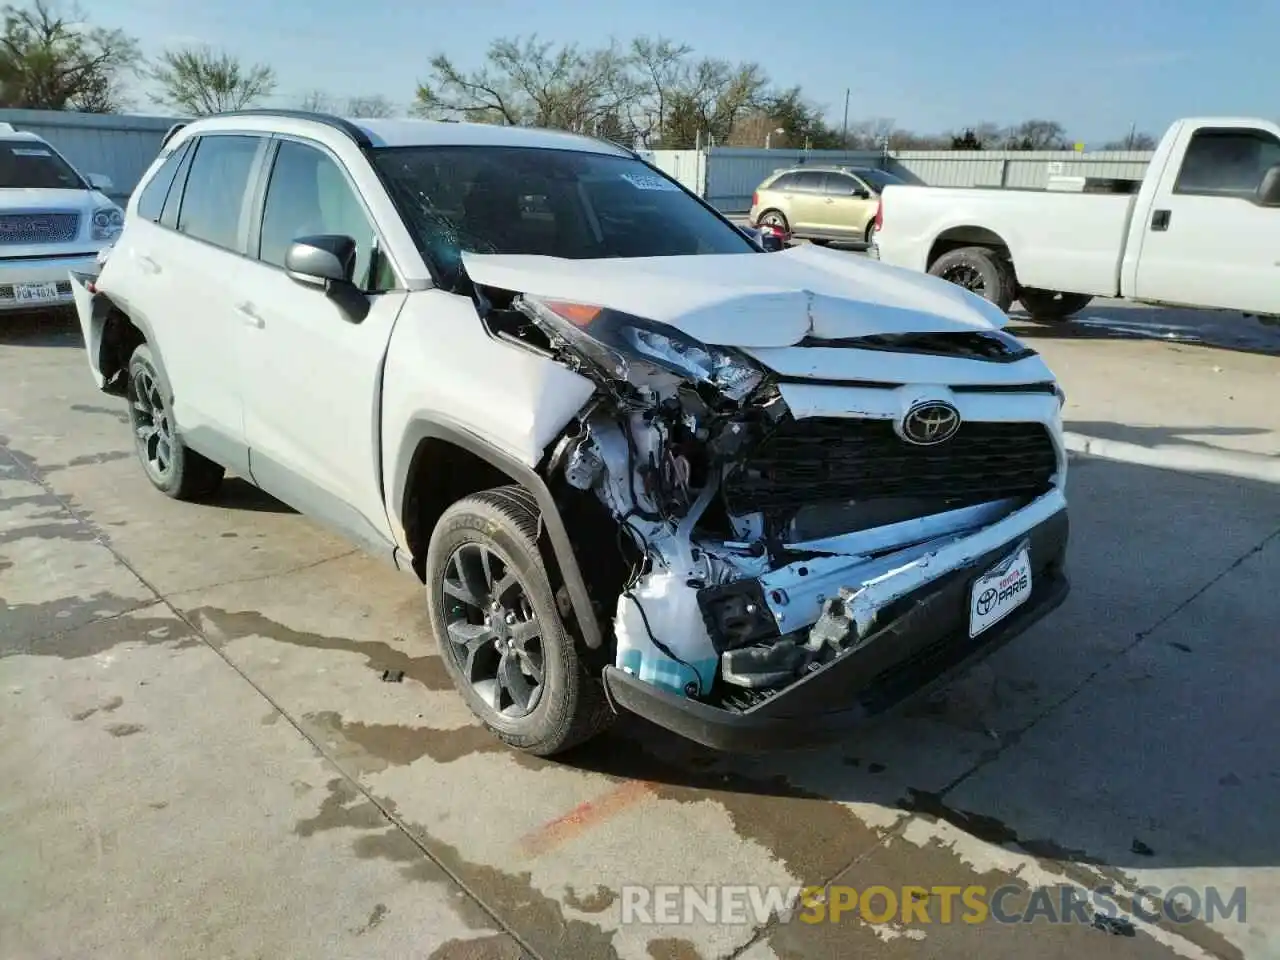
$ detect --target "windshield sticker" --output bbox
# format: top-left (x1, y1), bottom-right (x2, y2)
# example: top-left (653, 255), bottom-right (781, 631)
top-left (621, 172), bottom-right (679, 192)
top-left (11, 148), bottom-right (52, 157)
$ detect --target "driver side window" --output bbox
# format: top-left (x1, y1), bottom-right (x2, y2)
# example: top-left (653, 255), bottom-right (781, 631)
top-left (257, 139), bottom-right (394, 291)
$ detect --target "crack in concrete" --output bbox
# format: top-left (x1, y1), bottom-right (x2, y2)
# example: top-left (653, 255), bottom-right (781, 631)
top-left (162, 548), bottom-right (361, 599)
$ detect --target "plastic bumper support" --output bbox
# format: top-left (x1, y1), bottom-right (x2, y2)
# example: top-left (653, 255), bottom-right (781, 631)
top-left (602, 506), bottom-right (1069, 751)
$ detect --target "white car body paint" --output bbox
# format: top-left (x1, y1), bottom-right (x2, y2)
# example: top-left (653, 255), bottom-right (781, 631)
top-left (462, 243), bottom-right (1014, 345)
top-left (874, 116), bottom-right (1280, 317)
top-left (73, 112), bottom-right (1070, 735)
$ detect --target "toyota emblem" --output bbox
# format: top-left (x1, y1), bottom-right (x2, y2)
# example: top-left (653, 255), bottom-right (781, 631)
top-left (900, 401), bottom-right (961, 445)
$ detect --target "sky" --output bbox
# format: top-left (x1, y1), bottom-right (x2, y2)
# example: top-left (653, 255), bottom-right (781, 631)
top-left (104, 0), bottom-right (1276, 145)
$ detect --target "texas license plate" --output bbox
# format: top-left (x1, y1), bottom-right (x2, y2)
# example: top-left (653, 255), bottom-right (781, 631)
top-left (14, 281), bottom-right (61, 303)
top-left (969, 542), bottom-right (1032, 637)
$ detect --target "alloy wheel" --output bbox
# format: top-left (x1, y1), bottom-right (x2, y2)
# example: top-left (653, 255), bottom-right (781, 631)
top-left (129, 367), bottom-right (175, 484)
top-left (442, 542), bottom-right (545, 719)
top-left (941, 263), bottom-right (987, 296)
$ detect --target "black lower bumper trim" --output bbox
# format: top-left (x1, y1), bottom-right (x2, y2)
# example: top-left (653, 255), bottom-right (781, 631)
top-left (602, 507), bottom-right (1069, 751)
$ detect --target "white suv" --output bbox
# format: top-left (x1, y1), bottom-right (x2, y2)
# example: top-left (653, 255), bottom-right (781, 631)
top-left (72, 110), bottom-right (1071, 756)
top-left (0, 123), bottom-right (122, 312)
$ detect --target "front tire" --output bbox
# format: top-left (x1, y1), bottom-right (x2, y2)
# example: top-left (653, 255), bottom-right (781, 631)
top-left (1018, 288), bottom-right (1093, 322)
top-left (425, 485), bottom-right (612, 757)
top-left (928, 246), bottom-right (1015, 312)
top-left (126, 344), bottom-right (224, 501)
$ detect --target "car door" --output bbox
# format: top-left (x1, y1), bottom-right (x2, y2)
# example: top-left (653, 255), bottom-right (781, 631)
top-left (235, 135), bottom-right (408, 556)
top-left (1132, 125), bottom-right (1280, 314)
top-left (815, 172), bottom-right (876, 238)
top-left (132, 133), bottom-right (269, 476)
top-left (783, 170), bottom-right (828, 233)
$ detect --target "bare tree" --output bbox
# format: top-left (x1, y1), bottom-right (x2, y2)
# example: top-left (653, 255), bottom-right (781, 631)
top-left (629, 36), bottom-right (690, 146)
top-left (415, 35), bottom-right (640, 133)
top-left (346, 94), bottom-right (394, 117)
top-left (149, 45), bottom-right (275, 115)
top-left (0, 0), bottom-right (138, 111)
top-left (1102, 131), bottom-right (1157, 150)
top-left (1003, 119), bottom-right (1068, 150)
top-left (659, 57), bottom-right (768, 148)
top-left (296, 88), bottom-right (333, 112)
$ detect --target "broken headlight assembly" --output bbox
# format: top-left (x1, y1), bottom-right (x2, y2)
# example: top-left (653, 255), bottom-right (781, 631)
top-left (519, 296), bottom-right (765, 401)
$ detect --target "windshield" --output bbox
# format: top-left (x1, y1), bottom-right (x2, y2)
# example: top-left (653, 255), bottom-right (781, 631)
top-left (371, 145), bottom-right (755, 286)
top-left (857, 169), bottom-right (905, 193)
top-left (0, 139), bottom-right (86, 189)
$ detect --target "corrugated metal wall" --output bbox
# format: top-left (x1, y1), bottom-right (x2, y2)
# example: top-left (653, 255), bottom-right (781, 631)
top-left (650, 146), bottom-right (1156, 213)
top-left (892, 150), bottom-right (1154, 189)
top-left (0, 109), bottom-right (183, 204)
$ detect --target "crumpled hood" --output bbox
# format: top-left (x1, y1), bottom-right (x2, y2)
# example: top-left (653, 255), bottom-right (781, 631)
top-left (462, 244), bottom-right (1010, 348)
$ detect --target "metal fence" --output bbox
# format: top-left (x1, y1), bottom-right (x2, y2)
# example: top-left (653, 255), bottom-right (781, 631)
top-left (0, 109), bottom-right (182, 204)
top-left (648, 147), bottom-right (1156, 213)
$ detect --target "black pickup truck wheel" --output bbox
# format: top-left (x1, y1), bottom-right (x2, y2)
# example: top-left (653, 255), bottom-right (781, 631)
top-left (424, 485), bottom-right (613, 756)
top-left (928, 246), bottom-right (1015, 312)
top-left (1018, 288), bottom-right (1094, 322)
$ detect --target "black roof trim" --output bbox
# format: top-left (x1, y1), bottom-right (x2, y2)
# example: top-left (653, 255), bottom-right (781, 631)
top-left (190, 109), bottom-right (374, 148)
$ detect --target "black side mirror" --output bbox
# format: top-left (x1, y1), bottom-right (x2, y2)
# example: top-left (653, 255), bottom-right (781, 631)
top-left (285, 234), bottom-right (369, 321)
top-left (760, 232), bottom-right (786, 252)
top-left (1256, 163), bottom-right (1280, 207)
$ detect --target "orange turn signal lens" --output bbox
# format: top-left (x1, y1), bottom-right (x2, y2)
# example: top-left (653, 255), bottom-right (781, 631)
top-left (542, 300), bottom-right (602, 328)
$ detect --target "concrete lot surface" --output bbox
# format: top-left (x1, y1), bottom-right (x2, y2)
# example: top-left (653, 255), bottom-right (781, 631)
top-left (2, 309), bottom-right (1279, 960)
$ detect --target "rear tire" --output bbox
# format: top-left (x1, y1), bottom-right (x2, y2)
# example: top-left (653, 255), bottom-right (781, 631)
top-left (758, 209), bottom-right (789, 233)
top-left (1018, 288), bottom-right (1094, 322)
top-left (928, 246), bottom-right (1015, 312)
top-left (126, 344), bottom-right (224, 501)
top-left (425, 485), bottom-right (613, 757)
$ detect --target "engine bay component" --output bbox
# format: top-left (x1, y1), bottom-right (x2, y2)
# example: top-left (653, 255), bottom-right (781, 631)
top-left (563, 434), bottom-right (604, 490)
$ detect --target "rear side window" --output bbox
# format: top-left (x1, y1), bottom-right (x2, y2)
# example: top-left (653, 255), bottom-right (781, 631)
top-left (1174, 128), bottom-right (1280, 198)
top-left (768, 173), bottom-right (798, 191)
top-left (176, 135), bottom-right (263, 251)
top-left (790, 171), bottom-right (825, 192)
top-left (135, 141), bottom-right (190, 222)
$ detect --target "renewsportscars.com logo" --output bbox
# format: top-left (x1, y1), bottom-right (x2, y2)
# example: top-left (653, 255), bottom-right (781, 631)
top-left (620, 883), bottom-right (1247, 928)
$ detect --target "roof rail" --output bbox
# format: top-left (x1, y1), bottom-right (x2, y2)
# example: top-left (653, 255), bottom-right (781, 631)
top-left (161, 122), bottom-right (188, 147)
top-left (193, 109), bottom-right (374, 148)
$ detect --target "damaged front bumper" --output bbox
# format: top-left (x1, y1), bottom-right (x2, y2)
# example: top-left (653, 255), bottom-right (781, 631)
top-left (601, 500), bottom-right (1068, 751)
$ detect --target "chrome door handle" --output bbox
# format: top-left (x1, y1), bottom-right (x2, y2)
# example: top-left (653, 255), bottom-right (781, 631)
top-left (235, 302), bottom-right (264, 328)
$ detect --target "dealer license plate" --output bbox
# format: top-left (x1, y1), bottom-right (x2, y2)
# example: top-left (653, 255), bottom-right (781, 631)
top-left (14, 281), bottom-right (61, 303)
top-left (969, 542), bottom-right (1032, 637)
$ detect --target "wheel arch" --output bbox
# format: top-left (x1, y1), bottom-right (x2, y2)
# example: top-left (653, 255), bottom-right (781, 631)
top-left (394, 417), bottom-right (604, 651)
top-left (92, 294), bottom-right (159, 398)
top-left (927, 225), bottom-right (1017, 279)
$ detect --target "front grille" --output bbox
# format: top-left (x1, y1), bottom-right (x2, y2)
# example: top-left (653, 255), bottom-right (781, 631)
top-left (723, 417), bottom-right (1057, 514)
top-left (0, 212), bottom-right (80, 245)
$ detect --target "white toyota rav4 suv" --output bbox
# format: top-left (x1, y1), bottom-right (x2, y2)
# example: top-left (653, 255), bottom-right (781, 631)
top-left (0, 123), bottom-right (122, 312)
top-left (72, 110), bottom-right (1070, 756)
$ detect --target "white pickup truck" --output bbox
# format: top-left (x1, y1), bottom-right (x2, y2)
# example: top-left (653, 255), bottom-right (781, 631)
top-left (871, 117), bottom-right (1280, 321)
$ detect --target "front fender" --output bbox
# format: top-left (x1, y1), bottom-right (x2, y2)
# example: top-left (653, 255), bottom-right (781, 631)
top-left (392, 416), bottom-right (604, 651)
